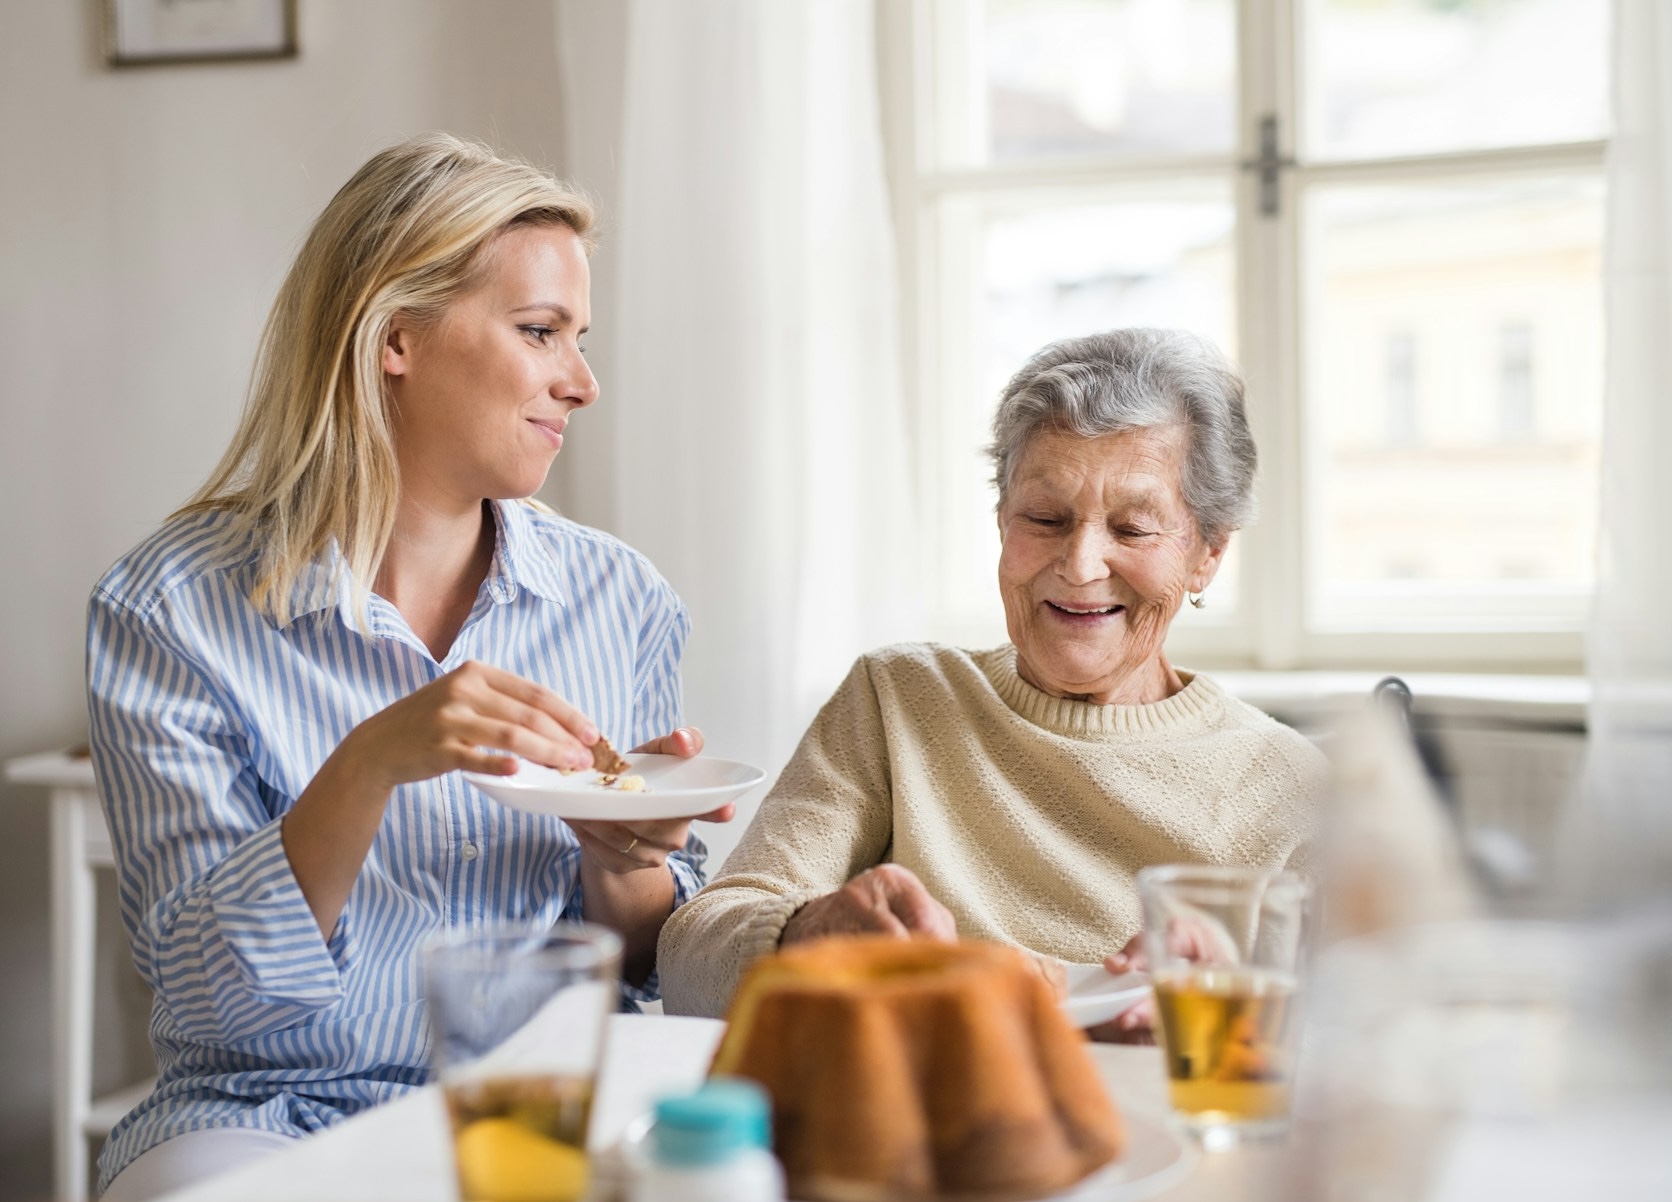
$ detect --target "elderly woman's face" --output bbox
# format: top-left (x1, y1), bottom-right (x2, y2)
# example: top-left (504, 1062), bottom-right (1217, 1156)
top-left (997, 426), bottom-right (1224, 705)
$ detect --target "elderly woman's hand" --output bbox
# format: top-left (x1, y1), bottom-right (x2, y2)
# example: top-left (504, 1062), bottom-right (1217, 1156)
top-left (1089, 910), bottom-right (1239, 1044)
top-left (781, 865), bottom-right (956, 946)
top-left (1087, 934), bottom-right (1156, 1044)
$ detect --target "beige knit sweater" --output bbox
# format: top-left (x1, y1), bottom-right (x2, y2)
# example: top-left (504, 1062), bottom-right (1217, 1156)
top-left (658, 643), bottom-right (1325, 1017)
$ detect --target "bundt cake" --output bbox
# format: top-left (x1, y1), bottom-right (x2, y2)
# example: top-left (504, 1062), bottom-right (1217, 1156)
top-left (709, 936), bottom-right (1124, 1200)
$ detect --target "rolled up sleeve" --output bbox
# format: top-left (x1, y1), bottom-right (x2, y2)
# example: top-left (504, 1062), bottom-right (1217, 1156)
top-left (658, 657), bottom-right (897, 1017)
top-left (89, 591), bottom-right (349, 1045)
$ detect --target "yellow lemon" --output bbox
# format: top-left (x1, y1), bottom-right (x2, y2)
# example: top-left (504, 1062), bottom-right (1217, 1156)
top-left (454, 1117), bottom-right (589, 1202)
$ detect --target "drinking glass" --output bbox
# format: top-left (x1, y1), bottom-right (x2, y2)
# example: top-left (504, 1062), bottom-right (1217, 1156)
top-left (1138, 865), bottom-right (1313, 1145)
top-left (423, 921), bottom-right (622, 1202)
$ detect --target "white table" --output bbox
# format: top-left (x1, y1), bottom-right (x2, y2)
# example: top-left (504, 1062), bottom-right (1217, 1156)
top-left (156, 1014), bottom-right (1278, 1202)
top-left (5, 749), bottom-right (155, 1202)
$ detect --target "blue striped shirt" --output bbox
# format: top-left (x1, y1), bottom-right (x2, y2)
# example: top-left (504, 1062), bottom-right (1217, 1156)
top-left (86, 499), bottom-right (707, 1189)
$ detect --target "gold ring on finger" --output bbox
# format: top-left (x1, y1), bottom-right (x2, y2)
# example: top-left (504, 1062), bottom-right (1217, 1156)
top-left (620, 836), bottom-right (639, 855)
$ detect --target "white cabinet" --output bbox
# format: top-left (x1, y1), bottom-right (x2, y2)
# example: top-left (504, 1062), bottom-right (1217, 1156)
top-left (6, 751), bottom-right (154, 1202)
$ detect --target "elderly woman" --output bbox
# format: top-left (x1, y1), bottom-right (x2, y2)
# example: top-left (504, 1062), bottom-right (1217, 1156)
top-left (658, 328), bottom-right (1323, 1023)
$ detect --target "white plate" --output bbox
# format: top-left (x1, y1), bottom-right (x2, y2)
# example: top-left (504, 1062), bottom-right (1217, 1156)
top-left (1061, 965), bottom-right (1152, 1029)
top-left (1044, 1107), bottom-right (1198, 1201)
top-left (608, 1105), bottom-right (1195, 1202)
top-left (464, 753), bottom-right (765, 821)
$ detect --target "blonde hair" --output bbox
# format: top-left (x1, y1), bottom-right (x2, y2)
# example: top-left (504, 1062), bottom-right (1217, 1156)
top-left (178, 132), bottom-right (595, 624)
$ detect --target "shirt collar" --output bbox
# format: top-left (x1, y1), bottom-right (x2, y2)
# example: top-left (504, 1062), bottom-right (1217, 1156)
top-left (275, 500), bottom-right (568, 629)
top-left (279, 543), bottom-right (352, 628)
top-left (487, 499), bottom-right (569, 608)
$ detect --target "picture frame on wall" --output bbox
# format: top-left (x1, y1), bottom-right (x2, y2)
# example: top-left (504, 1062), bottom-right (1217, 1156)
top-left (103, 0), bottom-right (298, 67)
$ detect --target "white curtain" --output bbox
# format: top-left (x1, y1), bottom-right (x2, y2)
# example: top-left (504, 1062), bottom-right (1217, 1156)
top-left (558, 0), bottom-right (922, 862)
top-left (1574, 0), bottom-right (1672, 901)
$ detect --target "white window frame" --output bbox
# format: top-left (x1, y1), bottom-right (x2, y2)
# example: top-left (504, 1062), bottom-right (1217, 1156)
top-left (879, 0), bottom-right (1606, 674)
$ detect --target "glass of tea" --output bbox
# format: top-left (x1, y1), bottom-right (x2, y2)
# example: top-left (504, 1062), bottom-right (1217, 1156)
top-left (423, 922), bottom-right (622, 1202)
top-left (1137, 865), bottom-right (1312, 1145)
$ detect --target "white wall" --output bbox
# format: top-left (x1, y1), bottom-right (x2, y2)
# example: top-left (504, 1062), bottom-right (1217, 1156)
top-left (0, 3), bottom-right (566, 1196)
top-left (550, 0), bottom-right (631, 541)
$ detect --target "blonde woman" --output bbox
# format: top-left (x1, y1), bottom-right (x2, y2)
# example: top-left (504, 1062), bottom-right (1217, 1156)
top-left (87, 134), bottom-right (730, 1200)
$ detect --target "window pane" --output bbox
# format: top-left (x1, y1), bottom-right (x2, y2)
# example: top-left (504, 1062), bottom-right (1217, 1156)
top-left (932, 184), bottom-right (1240, 638)
top-left (1304, 174), bottom-right (1604, 629)
top-left (1302, 0), bottom-right (1610, 161)
top-left (979, 194), bottom-right (1238, 386)
top-left (957, 0), bottom-right (1235, 165)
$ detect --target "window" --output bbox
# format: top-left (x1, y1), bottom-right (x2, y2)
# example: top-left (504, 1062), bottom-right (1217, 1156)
top-left (885, 0), bottom-right (1609, 670)
top-left (1385, 331), bottom-right (1418, 448)
top-left (1497, 322), bottom-right (1536, 442)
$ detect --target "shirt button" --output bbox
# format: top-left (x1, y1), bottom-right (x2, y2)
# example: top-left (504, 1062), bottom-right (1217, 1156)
top-left (460, 841), bottom-right (480, 862)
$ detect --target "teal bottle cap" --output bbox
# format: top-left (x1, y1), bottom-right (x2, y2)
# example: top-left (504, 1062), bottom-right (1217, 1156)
top-left (651, 1077), bottom-right (773, 1166)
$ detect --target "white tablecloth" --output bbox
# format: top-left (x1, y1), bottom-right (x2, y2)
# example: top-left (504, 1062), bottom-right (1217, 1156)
top-left (156, 1015), bottom-right (722, 1202)
top-left (153, 1014), bottom-right (1269, 1202)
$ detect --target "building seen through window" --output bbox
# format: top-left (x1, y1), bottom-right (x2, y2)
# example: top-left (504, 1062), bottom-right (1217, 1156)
top-left (1498, 322), bottom-right (1536, 442)
top-left (1310, 176), bottom-right (1602, 610)
top-left (1385, 331), bottom-right (1418, 448)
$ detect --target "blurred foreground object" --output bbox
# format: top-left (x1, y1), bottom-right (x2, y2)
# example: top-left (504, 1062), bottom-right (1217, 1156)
top-left (1290, 917), bottom-right (1672, 1202)
top-left (1293, 686), bottom-right (1672, 1194)
top-left (1316, 702), bottom-right (1478, 944)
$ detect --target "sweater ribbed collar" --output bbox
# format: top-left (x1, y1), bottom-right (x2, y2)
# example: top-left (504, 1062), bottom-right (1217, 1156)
top-left (978, 644), bottom-right (1227, 738)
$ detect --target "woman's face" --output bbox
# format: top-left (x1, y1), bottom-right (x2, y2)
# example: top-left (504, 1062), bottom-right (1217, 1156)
top-left (997, 425), bottom-right (1225, 705)
top-left (382, 223), bottom-right (598, 512)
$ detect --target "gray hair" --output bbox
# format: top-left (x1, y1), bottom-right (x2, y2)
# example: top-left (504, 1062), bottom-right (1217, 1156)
top-left (987, 328), bottom-right (1257, 545)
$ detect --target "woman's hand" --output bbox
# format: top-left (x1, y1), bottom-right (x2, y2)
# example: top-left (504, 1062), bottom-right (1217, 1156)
top-left (574, 727), bottom-right (733, 987)
top-left (781, 865), bottom-right (957, 945)
top-left (287, 661), bottom-right (601, 940)
top-left (337, 659), bottom-right (600, 791)
top-left (567, 727), bottom-right (734, 876)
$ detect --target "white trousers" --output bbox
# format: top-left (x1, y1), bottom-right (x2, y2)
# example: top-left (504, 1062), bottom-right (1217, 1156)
top-left (100, 1128), bottom-right (299, 1201)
